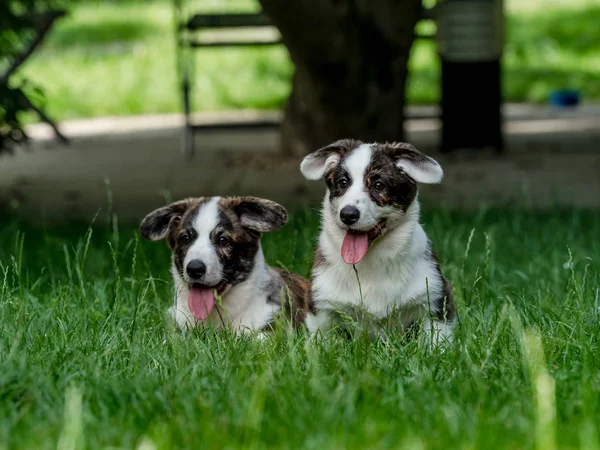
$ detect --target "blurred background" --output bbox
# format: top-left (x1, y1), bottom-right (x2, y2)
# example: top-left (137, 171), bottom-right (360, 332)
top-left (1, 0), bottom-right (599, 221)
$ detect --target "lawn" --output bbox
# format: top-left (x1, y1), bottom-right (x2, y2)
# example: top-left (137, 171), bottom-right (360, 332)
top-left (1, 205), bottom-right (599, 449)
top-left (15, 0), bottom-right (600, 123)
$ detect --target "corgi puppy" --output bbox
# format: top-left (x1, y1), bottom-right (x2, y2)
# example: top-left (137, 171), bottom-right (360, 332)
top-left (300, 139), bottom-right (455, 345)
top-left (140, 196), bottom-right (311, 334)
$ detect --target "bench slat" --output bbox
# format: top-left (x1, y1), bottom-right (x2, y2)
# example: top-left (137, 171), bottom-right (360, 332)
top-left (185, 13), bottom-right (272, 30)
top-left (187, 40), bottom-right (282, 47)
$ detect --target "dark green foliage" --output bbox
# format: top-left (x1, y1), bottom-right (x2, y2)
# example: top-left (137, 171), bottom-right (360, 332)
top-left (0, 0), bottom-right (65, 154)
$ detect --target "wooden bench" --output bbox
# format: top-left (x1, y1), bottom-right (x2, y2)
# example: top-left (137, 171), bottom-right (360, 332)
top-left (175, 7), bottom-right (283, 158)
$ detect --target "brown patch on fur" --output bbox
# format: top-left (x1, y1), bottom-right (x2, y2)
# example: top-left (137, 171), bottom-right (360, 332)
top-left (265, 269), bottom-right (313, 330)
top-left (213, 202), bottom-right (262, 285)
top-left (220, 196), bottom-right (287, 233)
top-left (317, 140), bottom-right (362, 199)
top-left (436, 278), bottom-right (455, 323)
top-left (312, 247), bottom-right (327, 274)
top-left (427, 242), bottom-right (455, 323)
top-left (139, 198), bottom-right (202, 243)
top-left (167, 199), bottom-right (208, 277)
top-left (325, 165), bottom-right (352, 199)
top-left (382, 142), bottom-right (433, 165)
top-left (313, 138), bottom-right (362, 162)
top-left (364, 146), bottom-right (418, 210)
top-left (278, 269), bottom-right (314, 321)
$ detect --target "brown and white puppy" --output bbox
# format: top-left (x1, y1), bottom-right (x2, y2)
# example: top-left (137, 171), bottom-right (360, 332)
top-left (140, 196), bottom-right (311, 335)
top-left (300, 139), bottom-right (456, 345)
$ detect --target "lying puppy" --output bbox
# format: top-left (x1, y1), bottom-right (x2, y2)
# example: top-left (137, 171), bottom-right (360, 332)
top-left (300, 139), bottom-right (456, 345)
top-left (140, 196), bottom-right (311, 334)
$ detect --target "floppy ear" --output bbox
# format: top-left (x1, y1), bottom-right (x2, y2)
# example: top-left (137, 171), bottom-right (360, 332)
top-left (139, 199), bottom-right (193, 241)
top-left (390, 142), bottom-right (443, 184)
top-left (231, 197), bottom-right (288, 233)
top-left (300, 138), bottom-right (361, 180)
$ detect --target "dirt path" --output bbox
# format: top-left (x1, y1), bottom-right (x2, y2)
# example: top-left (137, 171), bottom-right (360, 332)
top-left (1, 105), bottom-right (599, 223)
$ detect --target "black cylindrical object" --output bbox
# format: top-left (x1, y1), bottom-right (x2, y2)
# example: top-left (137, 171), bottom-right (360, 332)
top-left (436, 0), bottom-right (505, 152)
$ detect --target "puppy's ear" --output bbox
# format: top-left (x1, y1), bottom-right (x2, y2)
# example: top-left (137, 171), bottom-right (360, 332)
top-left (389, 142), bottom-right (443, 184)
top-left (300, 138), bottom-right (361, 180)
top-left (139, 199), bottom-right (193, 241)
top-left (230, 197), bottom-right (288, 233)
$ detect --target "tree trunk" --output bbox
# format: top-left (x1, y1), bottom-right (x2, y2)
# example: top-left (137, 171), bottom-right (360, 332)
top-left (259, 0), bottom-right (422, 156)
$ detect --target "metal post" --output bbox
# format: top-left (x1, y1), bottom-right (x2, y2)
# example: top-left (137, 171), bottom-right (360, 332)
top-left (436, 0), bottom-right (505, 153)
top-left (174, 0), bottom-right (195, 159)
top-left (182, 59), bottom-right (194, 158)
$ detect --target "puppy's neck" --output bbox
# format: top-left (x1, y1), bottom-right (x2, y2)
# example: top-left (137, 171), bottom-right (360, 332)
top-left (380, 200), bottom-right (422, 259)
top-left (386, 198), bottom-right (421, 242)
top-left (229, 244), bottom-right (270, 294)
top-left (211, 244), bottom-right (276, 325)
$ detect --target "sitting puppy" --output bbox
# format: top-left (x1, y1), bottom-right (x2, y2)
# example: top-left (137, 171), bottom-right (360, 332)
top-left (140, 196), bottom-right (311, 334)
top-left (300, 139), bottom-right (456, 345)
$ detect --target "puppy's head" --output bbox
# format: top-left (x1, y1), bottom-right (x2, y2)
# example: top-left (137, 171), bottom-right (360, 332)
top-left (300, 139), bottom-right (443, 264)
top-left (140, 196), bottom-right (287, 320)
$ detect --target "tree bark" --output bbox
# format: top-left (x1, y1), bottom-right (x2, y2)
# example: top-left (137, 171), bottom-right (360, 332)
top-left (259, 0), bottom-right (422, 156)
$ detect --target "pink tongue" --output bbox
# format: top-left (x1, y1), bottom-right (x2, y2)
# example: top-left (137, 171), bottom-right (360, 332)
top-left (187, 287), bottom-right (215, 321)
top-left (341, 232), bottom-right (369, 264)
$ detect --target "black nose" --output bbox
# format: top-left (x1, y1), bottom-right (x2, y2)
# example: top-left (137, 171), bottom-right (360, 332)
top-left (340, 206), bottom-right (360, 225)
top-left (186, 259), bottom-right (206, 279)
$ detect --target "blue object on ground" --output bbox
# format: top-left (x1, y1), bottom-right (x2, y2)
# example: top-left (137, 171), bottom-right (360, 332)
top-left (549, 89), bottom-right (581, 107)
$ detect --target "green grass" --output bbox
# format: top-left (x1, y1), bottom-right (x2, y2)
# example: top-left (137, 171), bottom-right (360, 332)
top-left (1, 205), bottom-right (599, 449)
top-left (14, 0), bottom-right (600, 123)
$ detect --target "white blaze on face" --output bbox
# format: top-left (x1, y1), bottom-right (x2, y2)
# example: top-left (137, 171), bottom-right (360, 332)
top-left (336, 144), bottom-right (379, 229)
top-left (183, 196), bottom-right (223, 285)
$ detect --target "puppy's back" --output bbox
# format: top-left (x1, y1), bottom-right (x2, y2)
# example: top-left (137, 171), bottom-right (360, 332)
top-left (266, 269), bottom-right (313, 330)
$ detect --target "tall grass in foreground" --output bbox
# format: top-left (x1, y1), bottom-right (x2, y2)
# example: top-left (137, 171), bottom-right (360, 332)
top-left (0, 207), bottom-right (599, 449)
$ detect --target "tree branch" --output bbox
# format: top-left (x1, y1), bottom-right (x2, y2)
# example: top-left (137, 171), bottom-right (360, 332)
top-left (0, 10), bottom-right (66, 85)
top-left (21, 94), bottom-right (69, 145)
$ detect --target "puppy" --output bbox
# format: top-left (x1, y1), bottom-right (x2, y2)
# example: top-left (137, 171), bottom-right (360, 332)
top-left (300, 139), bottom-right (456, 345)
top-left (140, 196), bottom-right (311, 335)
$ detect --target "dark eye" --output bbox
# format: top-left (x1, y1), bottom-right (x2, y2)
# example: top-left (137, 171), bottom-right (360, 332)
top-left (337, 177), bottom-right (349, 189)
top-left (179, 232), bottom-right (191, 244)
top-left (217, 236), bottom-right (230, 246)
top-left (373, 180), bottom-right (385, 192)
